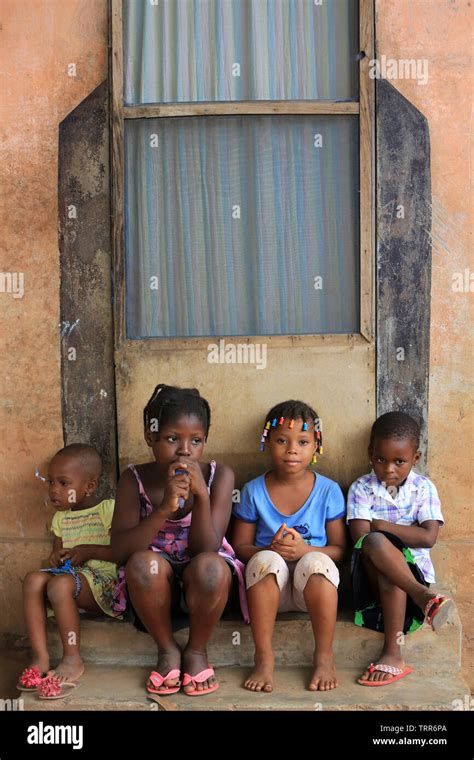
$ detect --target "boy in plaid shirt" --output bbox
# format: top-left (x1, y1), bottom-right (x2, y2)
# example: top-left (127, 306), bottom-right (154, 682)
top-left (347, 412), bottom-right (452, 687)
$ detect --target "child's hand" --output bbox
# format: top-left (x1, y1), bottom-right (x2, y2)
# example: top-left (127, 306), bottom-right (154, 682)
top-left (62, 545), bottom-right (91, 566)
top-left (48, 548), bottom-right (70, 567)
top-left (271, 523), bottom-right (308, 561)
top-left (162, 464), bottom-right (190, 513)
top-left (173, 461), bottom-right (208, 499)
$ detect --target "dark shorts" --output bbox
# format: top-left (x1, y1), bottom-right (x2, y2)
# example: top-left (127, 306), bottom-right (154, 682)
top-left (351, 530), bottom-right (429, 634)
top-left (126, 555), bottom-right (241, 633)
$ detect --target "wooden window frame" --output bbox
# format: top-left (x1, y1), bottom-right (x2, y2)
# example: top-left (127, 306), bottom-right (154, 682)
top-left (109, 0), bottom-right (374, 349)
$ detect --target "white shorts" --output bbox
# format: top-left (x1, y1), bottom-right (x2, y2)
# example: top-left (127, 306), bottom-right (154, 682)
top-left (245, 550), bottom-right (340, 612)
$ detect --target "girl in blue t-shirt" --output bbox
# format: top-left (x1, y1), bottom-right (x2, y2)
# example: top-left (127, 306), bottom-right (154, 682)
top-left (232, 399), bottom-right (347, 694)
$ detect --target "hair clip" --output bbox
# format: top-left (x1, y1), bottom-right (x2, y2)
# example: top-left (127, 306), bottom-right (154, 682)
top-left (278, 417), bottom-right (285, 425)
top-left (302, 422), bottom-right (308, 431)
top-left (262, 428), bottom-right (268, 438)
top-left (272, 418), bottom-right (277, 427)
top-left (311, 453), bottom-right (317, 465)
top-left (319, 447), bottom-right (323, 455)
top-left (289, 419), bottom-right (294, 428)
top-left (265, 421), bottom-right (271, 430)
top-left (260, 442), bottom-right (265, 451)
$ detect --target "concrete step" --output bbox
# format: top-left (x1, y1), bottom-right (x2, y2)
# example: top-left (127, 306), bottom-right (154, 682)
top-left (42, 586), bottom-right (462, 672)
top-left (20, 663), bottom-right (471, 712)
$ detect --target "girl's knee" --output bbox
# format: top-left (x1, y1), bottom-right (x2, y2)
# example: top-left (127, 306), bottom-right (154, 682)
top-left (185, 552), bottom-right (229, 594)
top-left (46, 574), bottom-right (75, 604)
top-left (23, 570), bottom-right (48, 593)
top-left (125, 550), bottom-right (169, 589)
top-left (245, 550), bottom-right (287, 588)
top-left (294, 552), bottom-right (340, 592)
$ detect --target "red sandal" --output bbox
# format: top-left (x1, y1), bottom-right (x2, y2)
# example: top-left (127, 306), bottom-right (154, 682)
top-left (36, 675), bottom-right (80, 700)
top-left (16, 666), bottom-right (47, 691)
top-left (358, 662), bottom-right (414, 687)
top-left (424, 594), bottom-right (453, 631)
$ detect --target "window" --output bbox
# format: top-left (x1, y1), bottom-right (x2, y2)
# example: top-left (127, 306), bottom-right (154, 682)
top-left (111, 0), bottom-right (374, 341)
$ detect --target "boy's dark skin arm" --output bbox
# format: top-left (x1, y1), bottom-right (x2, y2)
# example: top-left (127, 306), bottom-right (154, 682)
top-left (349, 518), bottom-right (440, 549)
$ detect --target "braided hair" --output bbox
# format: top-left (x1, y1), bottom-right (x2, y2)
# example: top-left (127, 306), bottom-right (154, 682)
top-left (260, 399), bottom-right (323, 455)
top-left (143, 384), bottom-right (211, 440)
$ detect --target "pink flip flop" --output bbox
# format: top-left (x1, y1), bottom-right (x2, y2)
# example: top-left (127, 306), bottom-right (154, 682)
top-left (358, 662), bottom-right (413, 687)
top-left (36, 675), bottom-right (80, 700)
top-left (182, 667), bottom-right (219, 696)
top-left (16, 666), bottom-right (47, 691)
top-left (424, 594), bottom-right (453, 631)
top-left (146, 669), bottom-right (181, 695)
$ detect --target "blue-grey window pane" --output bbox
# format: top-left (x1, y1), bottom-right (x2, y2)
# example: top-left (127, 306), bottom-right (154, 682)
top-left (123, 0), bottom-right (359, 105)
top-left (124, 115), bottom-right (359, 338)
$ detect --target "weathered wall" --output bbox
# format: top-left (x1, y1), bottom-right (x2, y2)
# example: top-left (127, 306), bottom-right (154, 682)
top-left (0, 0), bottom-right (108, 634)
top-left (59, 81), bottom-right (117, 496)
top-left (375, 0), bottom-right (473, 688)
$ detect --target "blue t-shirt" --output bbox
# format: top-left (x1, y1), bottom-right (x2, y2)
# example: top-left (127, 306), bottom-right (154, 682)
top-left (233, 472), bottom-right (346, 548)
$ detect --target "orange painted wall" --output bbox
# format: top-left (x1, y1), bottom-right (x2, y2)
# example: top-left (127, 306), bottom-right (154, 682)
top-left (0, 0), bottom-right (108, 627)
top-left (375, 0), bottom-right (473, 689)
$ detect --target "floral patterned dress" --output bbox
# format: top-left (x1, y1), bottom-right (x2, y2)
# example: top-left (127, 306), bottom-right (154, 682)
top-left (113, 461), bottom-right (249, 623)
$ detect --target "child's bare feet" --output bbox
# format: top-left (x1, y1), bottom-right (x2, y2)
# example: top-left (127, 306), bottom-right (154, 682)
top-left (358, 652), bottom-right (405, 684)
top-left (49, 654), bottom-right (84, 683)
top-left (148, 646), bottom-right (182, 690)
top-left (415, 588), bottom-right (438, 613)
top-left (182, 647), bottom-right (217, 693)
top-left (28, 656), bottom-right (50, 675)
top-left (244, 654), bottom-right (274, 692)
top-left (308, 655), bottom-right (338, 691)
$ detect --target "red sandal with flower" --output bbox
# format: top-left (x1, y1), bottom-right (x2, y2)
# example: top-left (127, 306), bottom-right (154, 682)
top-left (36, 674), bottom-right (80, 700)
top-left (17, 666), bottom-right (47, 692)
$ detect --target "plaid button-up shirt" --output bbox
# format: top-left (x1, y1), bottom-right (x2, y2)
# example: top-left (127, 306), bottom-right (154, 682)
top-left (346, 470), bottom-right (444, 583)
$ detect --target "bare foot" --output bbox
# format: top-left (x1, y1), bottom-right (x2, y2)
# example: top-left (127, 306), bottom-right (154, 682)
top-left (28, 655), bottom-right (50, 675)
top-left (182, 647), bottom-right (217, 694)
top-left (148, 646), bottom-right (182, 691)
top-left (358, 652), bottom-right (405, 684)
top-left (244, 655), bottom-right (274, 692)
top-left (49, 654), bottom-right (84, 683)
top-left (415, 588), bottom-right (438, 613)
top-left (308, 655), bottom-right (338, 691)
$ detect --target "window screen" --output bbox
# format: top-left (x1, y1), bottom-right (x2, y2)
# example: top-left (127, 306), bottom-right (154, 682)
top-left (123, 0), bottom-right (359, 105)
top-left (125, 114), bottom-right (359, 338)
